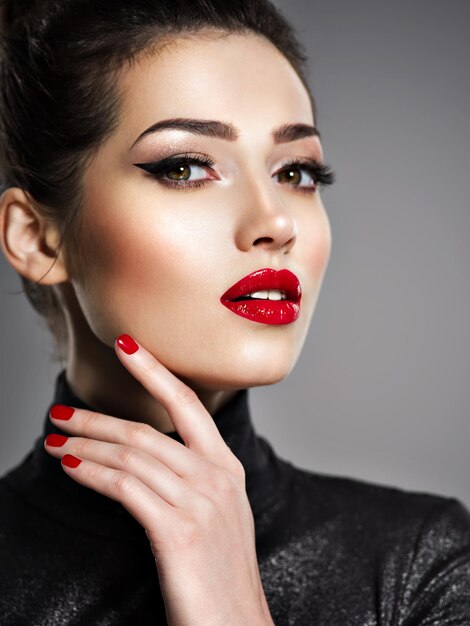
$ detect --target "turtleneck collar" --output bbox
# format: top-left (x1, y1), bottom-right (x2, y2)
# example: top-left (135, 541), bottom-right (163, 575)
top-left (10, 370), bottom-right (290, 540)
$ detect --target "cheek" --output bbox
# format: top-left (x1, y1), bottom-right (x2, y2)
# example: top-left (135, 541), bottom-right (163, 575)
top-left (71, 200), bottom-right (218, 344)
top-left (70, 207), bottom-right (189, 336)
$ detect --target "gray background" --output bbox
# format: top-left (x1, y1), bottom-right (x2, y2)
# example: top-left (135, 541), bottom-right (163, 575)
top-left (1, 1), bottom-right (469, 507)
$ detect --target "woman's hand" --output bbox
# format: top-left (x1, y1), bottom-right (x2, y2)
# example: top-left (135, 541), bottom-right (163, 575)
top-left (44, 334), bottom-right (274, 626)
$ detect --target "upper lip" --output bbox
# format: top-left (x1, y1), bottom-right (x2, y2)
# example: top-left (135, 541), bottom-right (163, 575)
top-left (221, 268), bottom-right (302, 302)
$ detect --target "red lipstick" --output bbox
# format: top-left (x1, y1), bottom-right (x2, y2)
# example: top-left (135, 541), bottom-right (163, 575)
top-left (220, 268), bottom-right (301, 325)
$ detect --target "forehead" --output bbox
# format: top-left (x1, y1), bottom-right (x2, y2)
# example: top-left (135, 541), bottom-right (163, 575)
top-left (116, 31), bottom-right (314, 142)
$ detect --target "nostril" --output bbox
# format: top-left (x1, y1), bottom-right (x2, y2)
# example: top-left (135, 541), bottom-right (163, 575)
top-left (254, 237), bottom-right (274, 245)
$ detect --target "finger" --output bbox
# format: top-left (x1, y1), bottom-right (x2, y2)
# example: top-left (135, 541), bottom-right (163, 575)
top-left (56, 453), bottom-right (179, 536)
top-left (49, 405), bottom-right (206, 479)
top-left (44, 434), bottom-right (194, 508)
top-left (114, 334), bottom-right (229, 459)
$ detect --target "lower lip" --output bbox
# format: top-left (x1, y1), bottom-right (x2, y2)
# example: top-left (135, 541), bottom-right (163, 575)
top-left (220, 299), bottom-right (300, 325)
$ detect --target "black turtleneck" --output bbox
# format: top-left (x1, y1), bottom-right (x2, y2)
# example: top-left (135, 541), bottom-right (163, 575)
top-left (1, 370), bottom-right (469, 625)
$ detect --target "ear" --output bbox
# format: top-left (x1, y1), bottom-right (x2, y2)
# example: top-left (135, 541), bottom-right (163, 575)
top-left (0, 187), bottom-right (70, 284)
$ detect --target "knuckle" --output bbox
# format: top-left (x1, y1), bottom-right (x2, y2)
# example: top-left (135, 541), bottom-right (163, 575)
top-left (141, 358), bottom-right (160, 374)
top-left (217, 444), bottom-right (246, 484)
top-left (113, 471), bottom-right (139, 496)
top-left (173, 385), bottom-right (198, 408)
top-left (231, 458), bottom-right (246, 483)
top-left (125, 421), bottom-right (153, 445)
top-left (116, 444), bottom-right (137, 467)
top-left (86, 461), bottom-right (101, 482)
top-left (81, 410), bottom-right (96, 431)
top-left (74, 437), bottom-right (93, 458)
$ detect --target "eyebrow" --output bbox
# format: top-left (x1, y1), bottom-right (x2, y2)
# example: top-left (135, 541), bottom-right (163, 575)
top-left (130, 118), bottom-right (321, 149)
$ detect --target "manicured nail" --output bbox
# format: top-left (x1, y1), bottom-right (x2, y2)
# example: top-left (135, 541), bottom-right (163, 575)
top-left (45, 434), bottom-right (68, 447)
top-left (62, 454), bottom-right (82, 468)
top-left (117, 333), bottom-right (139, 355)
top-left (50, 405), bottom-right (75, 420)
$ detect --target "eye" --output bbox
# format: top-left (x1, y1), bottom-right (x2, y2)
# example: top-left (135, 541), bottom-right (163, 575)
top-left (274, 158), bottom-right (336, 194)
top-left (133, 153), bottom-right (215, 190)
top-left (276, 164), bottom-right (314, 190)
top-left (162, 162), bottom-right (207, 183)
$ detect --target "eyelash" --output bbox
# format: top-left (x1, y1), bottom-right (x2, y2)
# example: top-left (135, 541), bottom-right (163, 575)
top-left (134, 152), bottom-right (336, 194)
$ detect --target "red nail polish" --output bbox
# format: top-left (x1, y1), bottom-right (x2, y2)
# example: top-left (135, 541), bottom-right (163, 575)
top-left (45, 434), bottom-right (68, 447)
top-left (62, 454), bottom-right (82, 468)
top-left (50, 405), bottom-right (75, 420)
top-left (117, 333), bottom-right (139, 355)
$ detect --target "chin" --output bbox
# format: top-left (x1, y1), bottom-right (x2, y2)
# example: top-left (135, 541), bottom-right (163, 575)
top-left (183, 348), bottom-right (298, 392)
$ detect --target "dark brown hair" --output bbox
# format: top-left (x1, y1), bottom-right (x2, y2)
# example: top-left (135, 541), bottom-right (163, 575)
top-left (0, 0), bottom-right (316, 360)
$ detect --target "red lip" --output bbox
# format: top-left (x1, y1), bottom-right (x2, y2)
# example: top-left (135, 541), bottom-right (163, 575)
top-left (221, 268), bottom-right (301, 303)
top-left (220, 268), bottom-right (302, 326)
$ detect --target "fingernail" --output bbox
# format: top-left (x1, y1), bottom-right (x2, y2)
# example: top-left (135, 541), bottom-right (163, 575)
top-left (117, 333), bottom-right (139, 355)
top-left (50, 405), bottom-right (75, 420)
top-left (45, 434), bottom-right (68, 447)
top-left (62, 454), bottom-right (82, 468)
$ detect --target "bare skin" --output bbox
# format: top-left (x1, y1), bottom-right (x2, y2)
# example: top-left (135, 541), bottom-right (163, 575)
top-left (0, 30), bottom-right (332, 624)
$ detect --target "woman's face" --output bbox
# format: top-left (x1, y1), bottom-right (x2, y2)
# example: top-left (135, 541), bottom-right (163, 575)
top-left (71, 31), bottom-right (332, 391)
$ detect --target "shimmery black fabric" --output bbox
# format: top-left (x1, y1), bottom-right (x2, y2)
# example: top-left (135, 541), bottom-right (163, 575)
top-left (1, 370), bottom-right (469, 625)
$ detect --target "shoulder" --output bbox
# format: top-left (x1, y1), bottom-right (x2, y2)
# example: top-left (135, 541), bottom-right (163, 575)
top-left (287, 461), bottom-right (470, 542)
top-left (285, 461), bottom-right (470, 619)
top-left (284, 462), bottom-right (470, 617)
top-left (289, 460), bottom-right (469, 523)
top-left (274, 457), bottom-right (470, 566)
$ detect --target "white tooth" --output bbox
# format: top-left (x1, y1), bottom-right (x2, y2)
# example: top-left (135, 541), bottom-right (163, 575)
top-left (246, 289), bottom-right (286, 300)
top-left (249, 290), bottom-right (269, 299)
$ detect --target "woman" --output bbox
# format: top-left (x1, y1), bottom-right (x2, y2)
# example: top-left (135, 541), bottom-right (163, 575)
top-left (0, 0), bottom-right (469, 624)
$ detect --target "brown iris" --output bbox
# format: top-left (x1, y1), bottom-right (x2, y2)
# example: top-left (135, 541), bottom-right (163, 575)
top-left (278, 168), bottom-right (301, 185)
top-left (167, 164), bottom-right (191, 181)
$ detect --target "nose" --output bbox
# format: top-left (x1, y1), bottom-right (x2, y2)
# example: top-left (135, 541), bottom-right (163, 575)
top-left (234, 178), bottom-right (298, 255)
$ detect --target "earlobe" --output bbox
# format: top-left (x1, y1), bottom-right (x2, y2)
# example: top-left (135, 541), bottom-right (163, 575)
top-left (0, 187), bottom-right (70, 284)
